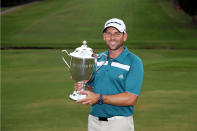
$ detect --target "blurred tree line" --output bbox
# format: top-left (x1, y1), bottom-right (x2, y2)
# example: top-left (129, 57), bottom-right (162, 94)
top-left (1, 0), bottom-right (43, 7)
top-left (174, 0), bottom-right (197, 24)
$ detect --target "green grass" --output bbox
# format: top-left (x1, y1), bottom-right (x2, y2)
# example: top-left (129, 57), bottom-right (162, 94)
top-left (1, 49), bottom-right (197, 131)
top-left (1, 0), bottom-right (197, 49)
top-left (1, 49), bottom-right (90, 131)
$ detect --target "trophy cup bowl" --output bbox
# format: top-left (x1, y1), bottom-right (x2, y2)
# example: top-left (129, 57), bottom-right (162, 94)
top-left (70, 57), bottom-right (94, 82)
top-left (61, 40), bottom-right (107, 101)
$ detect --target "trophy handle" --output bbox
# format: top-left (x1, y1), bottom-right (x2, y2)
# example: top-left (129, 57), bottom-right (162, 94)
top-left (95, 54), bottom-right (108, 72)
top-left (61, 50), bottom-right (71, 69)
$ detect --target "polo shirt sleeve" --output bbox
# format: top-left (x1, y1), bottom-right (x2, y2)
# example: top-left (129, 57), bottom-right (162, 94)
top-left (125, 57), bottom-right (144, 96)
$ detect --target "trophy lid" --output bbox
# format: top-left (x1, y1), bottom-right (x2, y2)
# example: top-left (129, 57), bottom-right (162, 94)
top-left (70, 40), bottom-right (94, 59)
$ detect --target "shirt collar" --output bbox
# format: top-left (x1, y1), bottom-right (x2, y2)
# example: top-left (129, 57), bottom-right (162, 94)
top-left (107, 46), bottom-right (129, 62)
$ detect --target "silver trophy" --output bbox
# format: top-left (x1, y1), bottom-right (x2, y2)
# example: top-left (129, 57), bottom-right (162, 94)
top-left (61, 40), bottom-right (107, 101)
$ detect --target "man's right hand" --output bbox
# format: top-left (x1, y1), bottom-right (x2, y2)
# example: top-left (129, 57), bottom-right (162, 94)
top-left (74, 82), bottom-right (83, 91)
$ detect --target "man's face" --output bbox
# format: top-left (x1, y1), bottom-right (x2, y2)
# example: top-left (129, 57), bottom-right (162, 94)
top-left (103, 27), bottom-right (127, 51)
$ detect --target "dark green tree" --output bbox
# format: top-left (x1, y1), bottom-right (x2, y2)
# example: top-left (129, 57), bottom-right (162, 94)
top-left (177, 0), bottom-right (197, 24)
top-left (1, 0), bottom-right (36, 7)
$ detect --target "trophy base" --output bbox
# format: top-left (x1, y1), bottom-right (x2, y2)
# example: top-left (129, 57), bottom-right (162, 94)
top-left (69, 91), bottom-right (86, 101)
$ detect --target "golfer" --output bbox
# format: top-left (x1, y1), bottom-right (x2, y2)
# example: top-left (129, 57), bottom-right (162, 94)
top-left (75, 18), bottom-right (144, 131)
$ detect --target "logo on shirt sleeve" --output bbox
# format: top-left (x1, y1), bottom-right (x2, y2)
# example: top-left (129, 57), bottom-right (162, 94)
top-left (118, 74), bottom-right (124, 79)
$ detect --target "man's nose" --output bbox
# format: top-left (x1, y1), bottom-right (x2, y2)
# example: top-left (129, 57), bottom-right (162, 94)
top-left (109, 34), bottom-right (116, 40)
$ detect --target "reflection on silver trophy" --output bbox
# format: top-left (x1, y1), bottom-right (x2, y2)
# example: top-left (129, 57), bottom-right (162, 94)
top-left (61, 40), bottom-right (107, 101)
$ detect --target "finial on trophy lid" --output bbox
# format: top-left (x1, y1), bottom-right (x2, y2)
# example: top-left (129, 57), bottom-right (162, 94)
top-left (83, 40), bottom-right (87, 45)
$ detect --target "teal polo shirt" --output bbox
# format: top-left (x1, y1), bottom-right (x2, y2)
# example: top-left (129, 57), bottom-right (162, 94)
top-left (88, 46), bottom-right (144, 118)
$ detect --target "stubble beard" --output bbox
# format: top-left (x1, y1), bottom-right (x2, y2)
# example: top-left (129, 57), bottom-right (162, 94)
top-left (107, 40), bottom-right (124, 51)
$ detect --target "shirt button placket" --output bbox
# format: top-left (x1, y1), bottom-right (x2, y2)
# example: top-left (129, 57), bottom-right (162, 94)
top-left (106, 60), bottom-right (111, 72)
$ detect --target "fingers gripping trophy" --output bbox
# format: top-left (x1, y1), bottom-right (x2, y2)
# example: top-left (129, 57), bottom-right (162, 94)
top-left (61, 40), bottom-right (107, 101)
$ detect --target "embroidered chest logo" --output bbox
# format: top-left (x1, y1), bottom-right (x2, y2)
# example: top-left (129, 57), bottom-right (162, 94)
top-left (118, 74), bottom-right (124, 79)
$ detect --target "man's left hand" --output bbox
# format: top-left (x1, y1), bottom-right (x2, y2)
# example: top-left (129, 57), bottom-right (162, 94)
top-left (76, 91), bottom-right (99, 106)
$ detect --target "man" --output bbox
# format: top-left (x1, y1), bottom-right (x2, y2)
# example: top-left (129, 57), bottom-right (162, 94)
top-left (75, 18), bottom-right (144, 131)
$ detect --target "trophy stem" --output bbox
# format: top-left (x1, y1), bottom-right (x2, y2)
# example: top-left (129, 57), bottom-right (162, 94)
top-left (69, 81), bottom-right (87, 101)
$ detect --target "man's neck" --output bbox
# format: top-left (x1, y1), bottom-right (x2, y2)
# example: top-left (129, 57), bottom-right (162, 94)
top-left (109, 46), bottom-right (124, 59)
